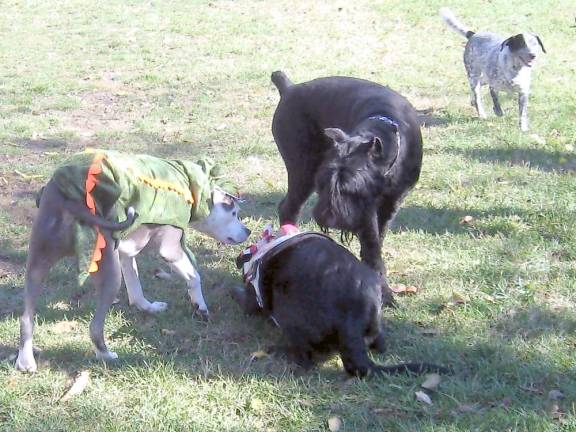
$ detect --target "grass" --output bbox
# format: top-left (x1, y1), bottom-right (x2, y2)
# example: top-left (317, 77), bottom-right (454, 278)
top-left (1, 0), bottom-right (575, 430)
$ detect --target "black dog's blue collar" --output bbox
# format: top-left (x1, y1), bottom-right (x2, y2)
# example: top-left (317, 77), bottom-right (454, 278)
top-left (368, 115), bottom-right (399, 129)
top-left (366, 115), bottom-right (401, 176)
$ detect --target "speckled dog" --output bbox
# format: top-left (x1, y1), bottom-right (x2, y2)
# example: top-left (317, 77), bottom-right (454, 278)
top-left (440, 8), bottom-right (546, 131)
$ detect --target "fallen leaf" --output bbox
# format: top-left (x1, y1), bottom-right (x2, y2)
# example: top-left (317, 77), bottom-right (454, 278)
top-left (60, 370), bottom-right (90, 402)
top-left (327, 416), bottom-right (342, 431)
top-left (421, 373), bottom-right (441, 391)
top-left (459, 215), bottom-right (474, 225)
top-left (214, 123), bottom-right (227, 131)
top-left (390, 284), bottom-right (418, 295)
top-left (415, 391), bottom-right (432, 405)
top-left (250, 350), bottom-right (269, 361)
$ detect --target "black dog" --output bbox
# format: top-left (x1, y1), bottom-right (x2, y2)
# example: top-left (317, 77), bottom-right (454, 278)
top-left (271, 72), bottom-right (423, 304)
top-left (233, 232), bottom-right (449, 378)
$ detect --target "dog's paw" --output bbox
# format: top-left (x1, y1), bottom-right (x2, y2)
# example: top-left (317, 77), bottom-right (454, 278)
top-left (147, 301), bottom-right (168, 313)
top-left (194, 307), bottom-right (210, 321)
top-left (95, 350), bottom-right (118, 362)
top-left (15, 353), bottom-right (37, 373)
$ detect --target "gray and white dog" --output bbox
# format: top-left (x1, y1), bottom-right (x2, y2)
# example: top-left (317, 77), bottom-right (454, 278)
top-left (440, 8), bottom-right (546, 131)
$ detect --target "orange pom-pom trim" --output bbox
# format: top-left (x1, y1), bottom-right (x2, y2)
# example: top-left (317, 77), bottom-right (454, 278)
top-left (84, 152), bottom-right (107, 274)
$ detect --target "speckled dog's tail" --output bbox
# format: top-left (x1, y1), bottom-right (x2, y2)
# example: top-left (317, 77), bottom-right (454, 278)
top-left (440, 7), bottom-right (475, 39)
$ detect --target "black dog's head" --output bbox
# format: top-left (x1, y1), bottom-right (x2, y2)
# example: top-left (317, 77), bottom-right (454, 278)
top-left (313, 126), bottom-right (400, 232)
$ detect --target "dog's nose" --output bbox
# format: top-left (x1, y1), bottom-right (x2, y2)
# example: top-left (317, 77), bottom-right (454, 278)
top-left (528, 53), bottom-right (536, 60)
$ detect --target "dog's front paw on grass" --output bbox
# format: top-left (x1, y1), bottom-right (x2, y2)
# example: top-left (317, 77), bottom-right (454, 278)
top-left (14, 354), bottom-right (38, 373)
top-left (193, 307), bottom-right (210, 321)
top-left (95, 350), bottom-right (118, 362)
top-left (146, 301), bottom-right (168, 314)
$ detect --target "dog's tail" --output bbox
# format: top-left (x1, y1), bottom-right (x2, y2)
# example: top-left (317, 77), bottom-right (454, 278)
top-left (439, 8), bottom-right (475, 39)
top-left (62, 200), bottom-right (137, 231)
top-left (271, 71), bottom-right (293, 96)
top-left (371, 362), bottom-right (453, 376)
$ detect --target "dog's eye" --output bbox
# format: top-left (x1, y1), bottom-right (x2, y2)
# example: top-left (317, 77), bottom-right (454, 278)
top-left (232, 211), bottom-right (238, 217)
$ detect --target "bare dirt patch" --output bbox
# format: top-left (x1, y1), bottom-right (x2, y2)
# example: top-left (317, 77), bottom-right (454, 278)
top-left (59, 72), bottom-right (150, 144)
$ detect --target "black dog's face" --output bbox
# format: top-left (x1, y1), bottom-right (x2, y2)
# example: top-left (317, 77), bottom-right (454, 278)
top-left (313, 127), bottom-right (398, 231)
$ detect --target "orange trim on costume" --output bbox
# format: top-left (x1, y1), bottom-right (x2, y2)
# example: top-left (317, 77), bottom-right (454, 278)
top-left (84, 152), bottom-right (107, 274)
top-left (136, 174), bottom-right (195, 205)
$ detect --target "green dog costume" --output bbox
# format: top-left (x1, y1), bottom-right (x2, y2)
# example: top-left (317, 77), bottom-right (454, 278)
top-left (50, 149), bottom-right (224, 284)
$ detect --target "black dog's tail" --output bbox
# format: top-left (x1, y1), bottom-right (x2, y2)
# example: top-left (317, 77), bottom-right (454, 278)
top-left (372, 362), bottom-right (452, 376)
top-left (271, 71), bottom-right (293, 96)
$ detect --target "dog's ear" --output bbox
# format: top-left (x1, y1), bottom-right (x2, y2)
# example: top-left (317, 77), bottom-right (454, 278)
top-left (535, 35), bottom-right (546, 53)
top-left (212, 188), bottom-right (234, 208)
top-left (370, 137), bottom-right (385, 157)
top-left (501, 34), bottom-right (526, 52)
top-left (324, 128), bottom-right (350, 144)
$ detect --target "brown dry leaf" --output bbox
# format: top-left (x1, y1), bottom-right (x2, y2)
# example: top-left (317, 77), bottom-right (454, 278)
top-left (59, 370), bottom-right (90, 402)
top-left (327, 416), bottom-right (342, 431)
top-left (459, 215), bottom-right (474, 225)
top-left (415, 391), bottom-right (433, 405)
top-left (390, 284), bottom-right (418, 295)
top-left (390, 283), bottom-right (407, 293)
top-left (250, 350), bottom-right (269, 361)
top-left (421, 373), bottom-right (441, 391)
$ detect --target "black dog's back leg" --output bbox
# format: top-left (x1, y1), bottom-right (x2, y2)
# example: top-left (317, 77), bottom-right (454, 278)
top-left (274, 326), bottom-right (315, 370)
top-left (279, 163), bottom-right (318, 224)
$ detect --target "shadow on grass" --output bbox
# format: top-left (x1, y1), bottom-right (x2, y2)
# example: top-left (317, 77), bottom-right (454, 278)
top-left (448, 146), bottom-right (576, 174)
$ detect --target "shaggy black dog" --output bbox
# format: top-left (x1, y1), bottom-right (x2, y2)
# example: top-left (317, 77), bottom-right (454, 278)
top-left (271, 72), bottom-right (423, 304)
top-left (233, 233), bottom-right (450, 377)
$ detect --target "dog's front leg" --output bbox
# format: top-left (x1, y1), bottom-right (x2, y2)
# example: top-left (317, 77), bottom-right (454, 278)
top-left (518, 92), bottom-right (529, 131)
top-left (169, 255), bottom-right (209, 319)
top-left (490, 88), bottom-right (503, 116)
top-left (120, 254), bottom-right (168, 313)
top-left (357, 217), bottom-right (385, 275)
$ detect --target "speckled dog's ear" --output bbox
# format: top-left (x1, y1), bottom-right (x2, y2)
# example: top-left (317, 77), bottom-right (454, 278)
top-left (500, 34), bottom-right (526, 52)
top-left (536, 35), bottom-right (546, 53)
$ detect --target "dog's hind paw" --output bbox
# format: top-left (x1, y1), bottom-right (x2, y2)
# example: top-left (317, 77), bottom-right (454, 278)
top-left (147, 301), bottom-right (168, 313)
top-left (96, 350), bottom-right (118, 362)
